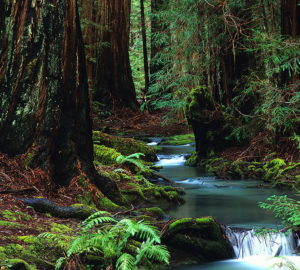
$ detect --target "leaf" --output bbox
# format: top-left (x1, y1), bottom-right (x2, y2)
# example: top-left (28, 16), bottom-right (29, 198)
top-left (116, 253), bottom-right (137, 270)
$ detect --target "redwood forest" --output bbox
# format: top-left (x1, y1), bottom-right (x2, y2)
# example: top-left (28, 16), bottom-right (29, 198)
top-left (0, 0), bottom-right (300, 269)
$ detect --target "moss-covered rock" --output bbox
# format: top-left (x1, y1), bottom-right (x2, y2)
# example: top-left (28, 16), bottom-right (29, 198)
top-left (185, 152), bottom-right (200, 167)
top-left (93, 131), bottom-right (157, 161)
top-left (162, 217), bottom-right (233, 264)
top-left (94, 144), bottom-right (121, 166)
top-left (185, 86), bottom-right (234, 157)
top-left (161, 134), bottom-right (195, 145)
top-left (138, 207), bottom-right (165, 220)
top-left (1, 259), bottom-right (36, 270)
top-left (194, 155), bottom-right (300, 189)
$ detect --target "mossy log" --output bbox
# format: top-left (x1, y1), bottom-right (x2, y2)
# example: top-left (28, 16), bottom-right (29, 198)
top-left (17, 198), bottom-right (96, 219)
top-left (93, 131), bottom-right (157, 161)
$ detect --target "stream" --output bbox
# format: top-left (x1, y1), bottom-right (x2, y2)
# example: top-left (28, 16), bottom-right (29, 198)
top-left (152, 142), bottom-right (300, 270)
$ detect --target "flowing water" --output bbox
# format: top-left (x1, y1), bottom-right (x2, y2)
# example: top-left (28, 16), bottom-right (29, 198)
top-left (153, 142), bottom-right (300, 270)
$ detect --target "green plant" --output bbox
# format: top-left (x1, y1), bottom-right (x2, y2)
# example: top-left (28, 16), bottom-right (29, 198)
top-left (54, 211), bottom-right (170, 270)
top-left (259, 195), bottom-right (300, 228)
top-left (116, 153), bottom-right (146, 169)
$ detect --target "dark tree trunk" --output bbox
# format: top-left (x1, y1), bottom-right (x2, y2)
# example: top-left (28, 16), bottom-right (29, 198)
top-left (140, 0), bottom-right (149, 98)
top-left (93, 0), bottom-right (139, 110)
top-left (281, 0), bottom-right (298, 38)
top-left (0, 0), bottom-right (119, 199)
top-left (150, 0), bottom-right (165, 79)
top-left (280, 0), bottom-right (299, 84)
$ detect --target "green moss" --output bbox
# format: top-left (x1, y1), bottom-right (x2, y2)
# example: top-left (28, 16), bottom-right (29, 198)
top-left (0, 220), bottom-right (25, 228)
top-left (94, 144), bottom-right (121, 166)
top-left (98, 197), bottom-right (123, 211)
top-left (185, 152), bottom-right (199, 167)
top-left (139, 207), bottom-right (165, 219)
top-left (50, 223), bottom-right (72, 233)
top-left (23, 151), bottom-right (36, 168)
top-left (17, 236), bottom-right (39, 244)
top-left (93, 131), bottom-right (157, 161)
top-left (2, 258), bottom-right (36, 270)
top-left (195, 217), bottom-right (214, 223)
top-left (161, 133), bottom-right (195, 145)
top-left (169, 218), bottom-right (193, 230)
top-left (0, 210), bottom-right (32, 221)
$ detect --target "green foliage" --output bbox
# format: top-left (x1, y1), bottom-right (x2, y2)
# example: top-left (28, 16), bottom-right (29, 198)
top-left (259, 195), bottom-right (300, 227)
top-left (58, 211), bottom-right (170, 270)
top-left (291, 133), bottom-right (300, 149)
top-left (161, 133), bottom-right (195, 145)
top-left (116, 153), bottom-right (146, 169)
top-left (130, 0), bottom-right (151, 99)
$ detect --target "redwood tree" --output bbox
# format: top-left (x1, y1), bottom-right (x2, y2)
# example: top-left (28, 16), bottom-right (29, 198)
top-left (0, 0), bottom-right (118, 198)
top-left (84, 0), bottom-right (139, 110)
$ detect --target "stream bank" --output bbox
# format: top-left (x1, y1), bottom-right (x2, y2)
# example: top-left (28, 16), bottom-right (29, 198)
top-left (154, 142), bottom-right (300, 270)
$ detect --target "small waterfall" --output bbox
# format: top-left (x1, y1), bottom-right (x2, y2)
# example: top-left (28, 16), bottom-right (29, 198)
top-left (224, 227), bottom-right (297, 259)
top-left (147, 137), bottom-right (162, 146)
top-left (156, 154), bottom-right (187, 166)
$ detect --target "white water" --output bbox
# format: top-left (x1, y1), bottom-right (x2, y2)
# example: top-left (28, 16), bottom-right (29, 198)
top-left (225, 227), bottom-right (296, 258)
top-left (153, 147), bottom-right (300, 270)
top-left (156, 154), bottom-right (187, 166)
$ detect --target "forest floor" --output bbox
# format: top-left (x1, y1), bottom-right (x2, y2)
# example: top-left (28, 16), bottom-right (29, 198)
top-left (0, 153), bottom-right (82, 246)
top-left (0, 109), bottom-right (190, 249)
top-left (93, 108), bottom-right (191, 137)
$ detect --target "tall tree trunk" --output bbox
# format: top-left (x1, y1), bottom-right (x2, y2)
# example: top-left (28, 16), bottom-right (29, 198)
top-left (281, 0), bottom-right (299, 83)
top-left (150, 0), bottom-right (165, 79)
top-left (93, 0), bottom-right (139, 110)
top-left (281, 0), bottom-right (298, 38)
top-left (0, 0), bottom-right (118, 199)
top-left (140, 0), bottom-right (149, 99)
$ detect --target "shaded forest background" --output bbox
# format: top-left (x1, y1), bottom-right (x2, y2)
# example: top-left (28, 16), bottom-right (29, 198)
top-left (0, 1), bottom-right (299, 269)
top-left (80, 0), bottom-right (300, 158)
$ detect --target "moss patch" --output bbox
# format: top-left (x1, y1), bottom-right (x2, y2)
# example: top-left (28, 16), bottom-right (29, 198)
top-left (161, 134), bottom-right (195, 145)
top-left (0, 210), bottom-right (32, 221)
top-left (0, 220), bottom-right (26, 228)
top-left (93, 131), bottom-right (157, 161)
top-left (94, 144), bottom-right (121, 166)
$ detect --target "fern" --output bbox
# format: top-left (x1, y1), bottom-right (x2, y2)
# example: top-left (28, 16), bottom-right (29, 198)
top-left (116, 253), bottom-right (137, 270)
top-left (82, 211), bottom-right (116, 231)
top-left (134, 220), bottom-right (161, 243)
top-left (58, 213), bottom-right (170, 270)
top-left (55, 257), bottom-right (65, 270)
top-left (115, 153), bottom-right (146, 169)
top-left (136, 241), bottom-right (170, 265)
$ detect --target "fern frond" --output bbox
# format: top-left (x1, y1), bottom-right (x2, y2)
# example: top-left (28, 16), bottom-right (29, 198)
top-left (55, 257), bottom-right (66, 270)
top-left (116, 219), bottom-right (138, 236)
top-left (82, 211), bottom-right (111, 224)
top-left (135, 220), bottom-right (160, 243)
top-left (67, 234), bottom-right (94, 256)
top-left (136, 242), bottom-right (170, 265)
top-left (82, 211), bottom-right (117, 231)
top-left (116, 253), bottom-right (137, 270)
top-left (125, 153), bottom-right (145, 159)
top-left (38, 232), bottom-right (61, 242)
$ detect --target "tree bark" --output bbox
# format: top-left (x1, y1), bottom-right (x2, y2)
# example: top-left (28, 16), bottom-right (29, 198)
top-left (281, 0), bottom-right (298, 38)
top-left (140, 0), bottom-right (150, 98)
top-left (92, 0), bottom-right (139, 110)
top-left (0, 0), bottom-right (119, 199)
top-left (150, 0), bottom-right (165, 79)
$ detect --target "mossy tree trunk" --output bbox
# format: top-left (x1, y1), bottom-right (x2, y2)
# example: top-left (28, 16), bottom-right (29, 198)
top-left (88, 0), bottom-right (138, 110)
top-left (0, 0), bottom-right (119, 199)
